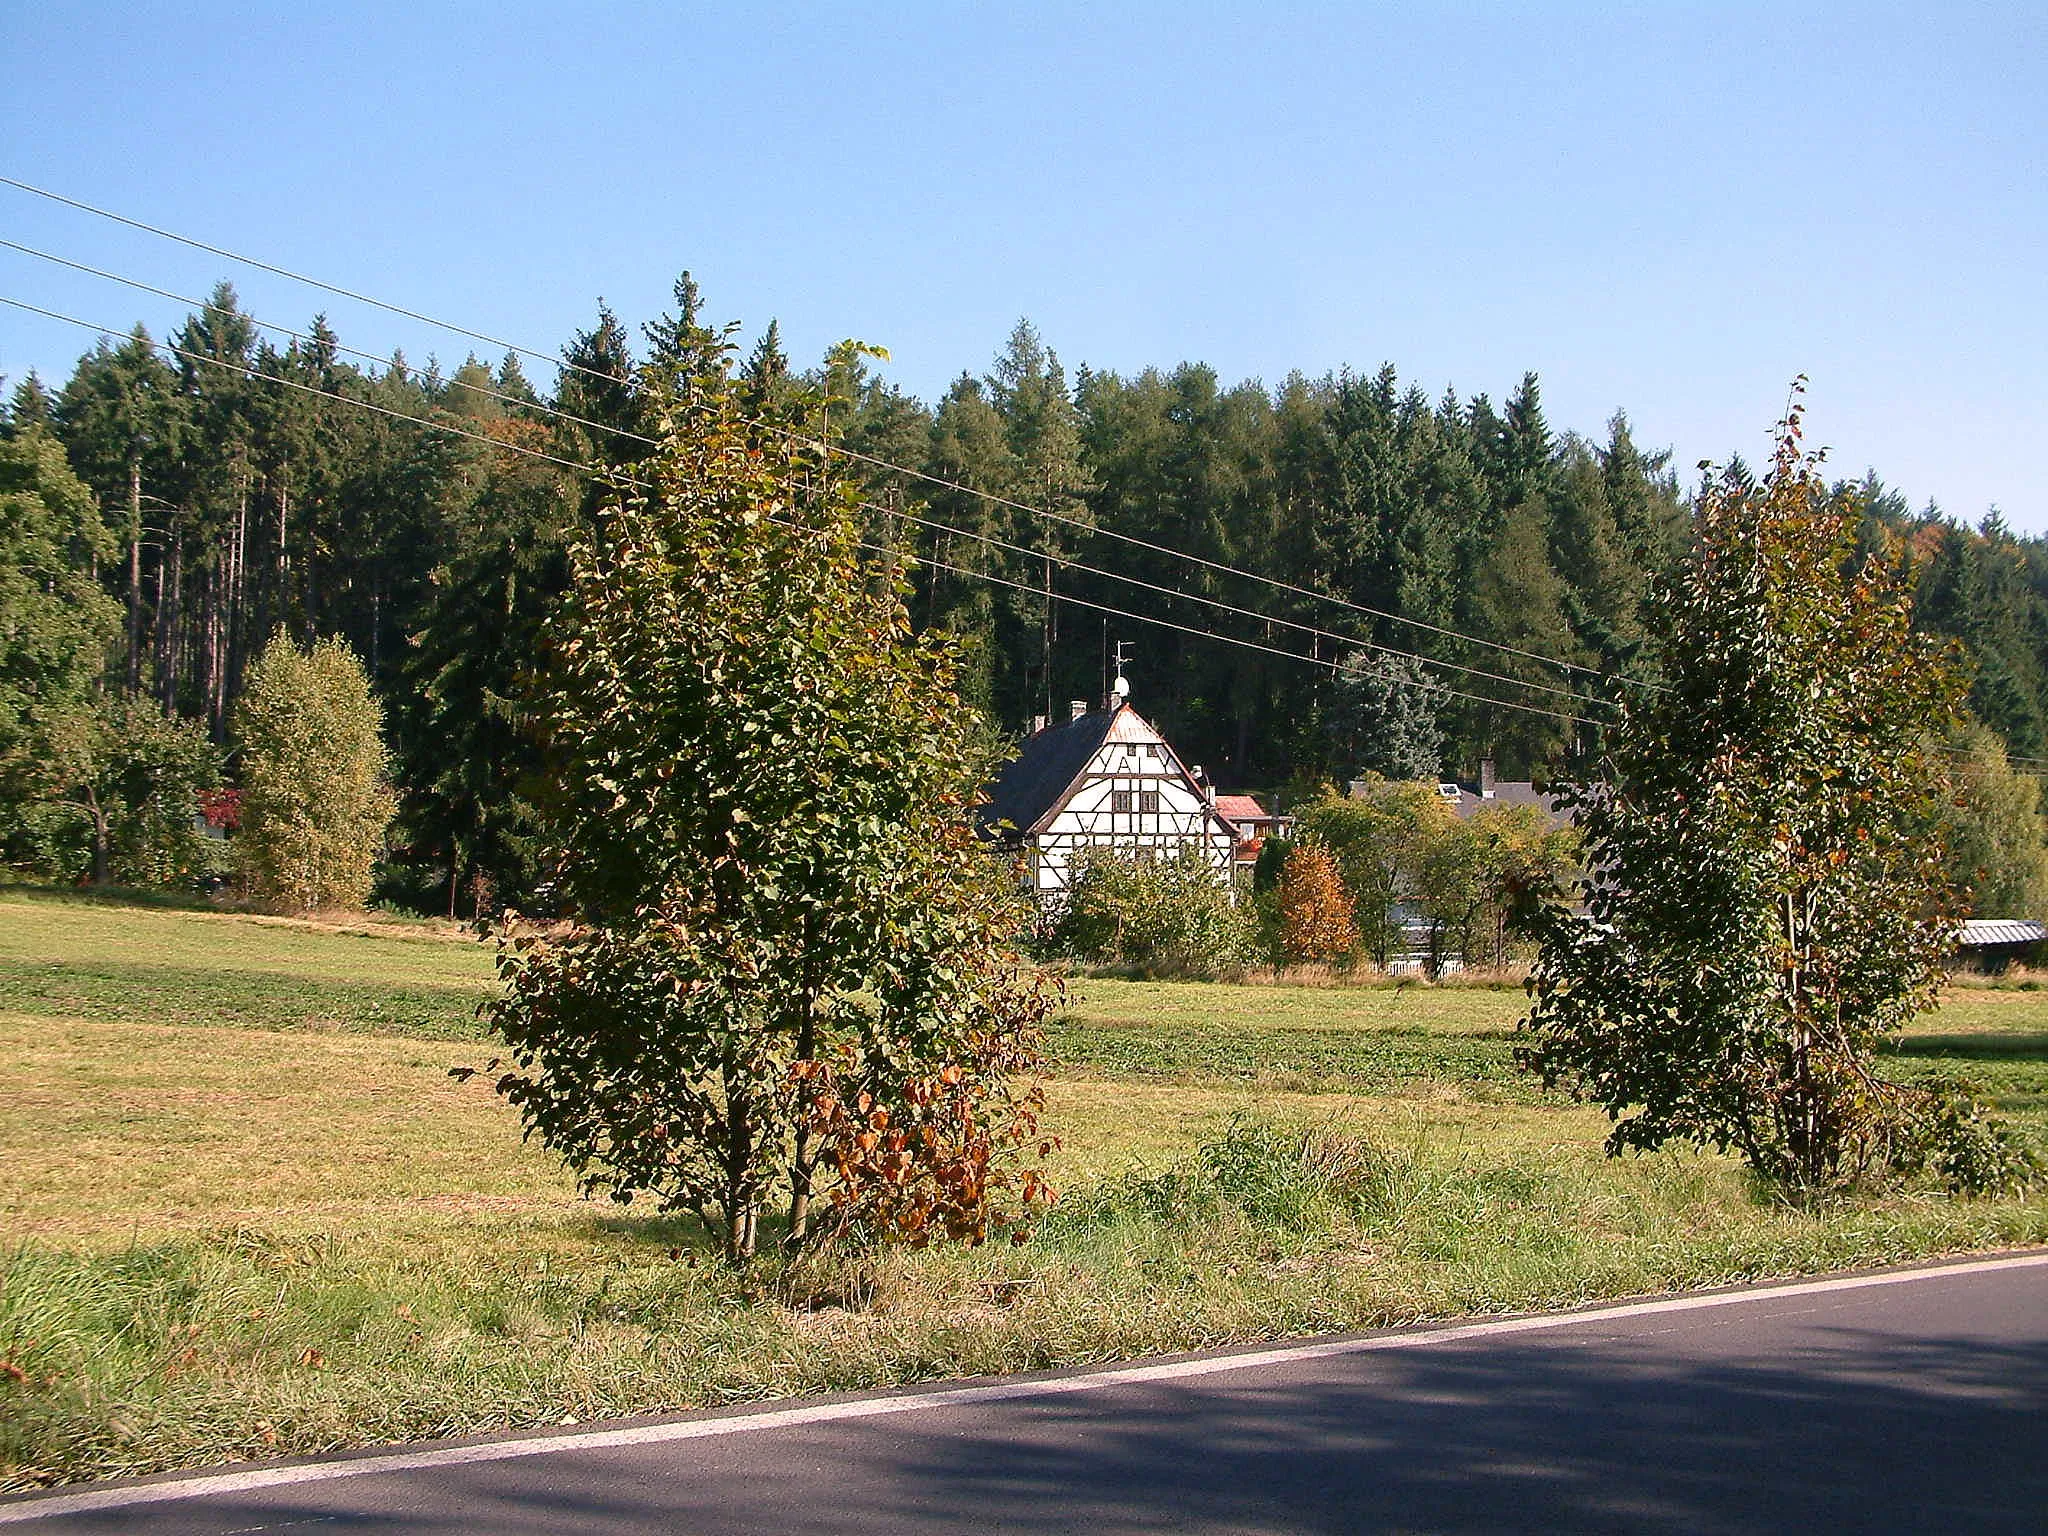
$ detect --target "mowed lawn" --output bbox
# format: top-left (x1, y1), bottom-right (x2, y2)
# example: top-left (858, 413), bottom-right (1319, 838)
top-left (3, 886), bottom-right (2046, 1489)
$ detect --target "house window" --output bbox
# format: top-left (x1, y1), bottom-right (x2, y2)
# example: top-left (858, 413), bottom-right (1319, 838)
top-left (1139, 790), bottom-right (1161, 814)
top-left (1111, 790), bottom-right (1133, 813)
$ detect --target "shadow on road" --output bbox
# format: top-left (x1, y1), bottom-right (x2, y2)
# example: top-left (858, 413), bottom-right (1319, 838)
top-left (73, 1304), bottom-right (2048, 1535)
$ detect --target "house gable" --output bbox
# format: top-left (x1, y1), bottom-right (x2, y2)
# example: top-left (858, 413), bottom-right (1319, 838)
top-left (982, 702), bottom-right (1239, 901)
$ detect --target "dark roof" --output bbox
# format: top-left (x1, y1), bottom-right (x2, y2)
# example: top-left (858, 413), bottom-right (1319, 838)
top-left (979, 709), bottom-right (1117, 840)
top-left (1441, 779), bottom-right (1573, 829)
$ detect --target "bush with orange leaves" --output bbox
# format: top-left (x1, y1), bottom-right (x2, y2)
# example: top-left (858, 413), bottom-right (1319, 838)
top-left (797, 1017), bottom-right (1059, 1249)
top-left (1277, 841), bottom-right (1359, 966)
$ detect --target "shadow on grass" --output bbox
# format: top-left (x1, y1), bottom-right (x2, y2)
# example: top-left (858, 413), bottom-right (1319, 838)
top-left (1887, 1030), bottom-right (2048, 1062)
top-left (0, 879), bottom-right (225, 913)
top-left (0, 954), bottom-right (490, 1039)
top-left (580, 1208), bottom-right (717, 1253)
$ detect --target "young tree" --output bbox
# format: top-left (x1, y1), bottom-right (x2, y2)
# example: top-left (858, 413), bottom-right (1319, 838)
top-left (1276, 841), bottom-right (1359, 966)
top-left (486, 368), bottom-right (1056, 1261)
top-left (234, 632), bottom-right (394, 910)
top-left (1520, 395), bottom-right (2030, 1194)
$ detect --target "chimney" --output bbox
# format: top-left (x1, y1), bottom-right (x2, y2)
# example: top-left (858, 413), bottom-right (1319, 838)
top-left (1479, 757), bottom-right (1497, 796)
top-left (1069, 699), bottom-right (1088, 723)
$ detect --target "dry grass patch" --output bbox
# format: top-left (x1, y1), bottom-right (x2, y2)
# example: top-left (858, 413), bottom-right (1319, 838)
top-left (3, 895), bottom-right (2047, 1490)
top-left (0, 1014), bottom-right (562, 1248)
top-left (1068, 976), bottom-right (1520, 1036)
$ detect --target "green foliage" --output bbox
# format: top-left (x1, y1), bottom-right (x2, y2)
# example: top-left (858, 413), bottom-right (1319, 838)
top-left (1048, 847), bottom-right (1257, 980)
top-left (1327, 652), bottom-right (1444, 780)
top-left (234, 633), bottom-right (395, 911)
top-left (26, 699), bottom-right (225, 888)
top-left (392, 413), bottom-right (578, 916)
top-left (1938, 720), bottom-right (2048, 918)
top-left (1414, 804), bottom-right (1579, 972)
top-left (1295, 782), bottom-right (1455, 966)
top-left (1521, 396), bottom-right (2021, 1195)
top-left (0, 426), bottom-right (118, 801)
top-left (485, 370), bottom-right (1055, 1261)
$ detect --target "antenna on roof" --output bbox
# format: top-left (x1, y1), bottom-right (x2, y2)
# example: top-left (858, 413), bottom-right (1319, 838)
top-left (1110, 639), bottom-right (1133, 705)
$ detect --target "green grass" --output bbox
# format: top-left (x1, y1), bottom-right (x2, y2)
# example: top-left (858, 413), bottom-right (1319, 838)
top-left (1, 889), bottom-right (2045, 1490)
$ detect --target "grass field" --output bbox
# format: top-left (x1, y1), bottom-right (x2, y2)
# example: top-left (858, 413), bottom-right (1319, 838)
top-left (3, 885), bottom-right (2046, 1489)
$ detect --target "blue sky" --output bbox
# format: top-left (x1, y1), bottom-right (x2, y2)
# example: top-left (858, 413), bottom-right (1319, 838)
top-left (4, 3), bottom-right (2042, 526)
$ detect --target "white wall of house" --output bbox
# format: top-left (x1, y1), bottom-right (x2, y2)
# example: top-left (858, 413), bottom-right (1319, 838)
top-left (1025, 731), bottom-right (1237, 898)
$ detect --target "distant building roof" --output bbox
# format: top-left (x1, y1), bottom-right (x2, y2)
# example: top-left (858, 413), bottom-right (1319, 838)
top-left (1959, 919), bottom-right (2048, 948)
top-left (1435, 779), bottom-right (1573, 829)
top-left (1212, 794), bottom-right (1272, 824)
top-left (980, 700), bottom-right (1190, 840)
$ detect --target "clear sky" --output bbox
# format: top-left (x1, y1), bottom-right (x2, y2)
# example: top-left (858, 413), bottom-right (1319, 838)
top-left (4, 3), bottom-right (2042, 527)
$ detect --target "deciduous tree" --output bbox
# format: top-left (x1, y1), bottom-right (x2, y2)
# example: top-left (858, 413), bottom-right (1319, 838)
top-left (234, 632), bottom-right (394, 910)
top-left (485, 368), bottom-right (1056, 1261)
top-left (1276, 842), bottom-right (1358, 966)
top-left (1520, 394), bottom-right (2032, 1194)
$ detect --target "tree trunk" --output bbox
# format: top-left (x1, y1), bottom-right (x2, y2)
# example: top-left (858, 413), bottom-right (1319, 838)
top-left (126, 455), bottom-right (143, 693)
top-left (86, 790), bottom-right (109, 887)
top-left (161, 528), bottom-right (183, 711)
top-left (786, 947), bottom-right (822, 1246)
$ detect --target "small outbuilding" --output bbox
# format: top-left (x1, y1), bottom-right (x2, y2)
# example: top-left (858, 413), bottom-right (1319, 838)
top-left (1955, 919), bottom-right (2048, 974)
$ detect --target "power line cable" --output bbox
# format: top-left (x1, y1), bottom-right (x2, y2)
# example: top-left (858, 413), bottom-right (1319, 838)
top-left (0, 237), bottom-right (637, 455)
top-left (865, 500), bottom-right (1614, 711)
top-left (0, 243), bottom-right (1613, 714)
top-left (2, 291), bottom-right (1613, 730)
top-left (0, 175), bottom-right (1655, 693)
top-left (21, 281), bottom-right (2032, 761)
top-left (28, 288), bottom-right (2042, 760)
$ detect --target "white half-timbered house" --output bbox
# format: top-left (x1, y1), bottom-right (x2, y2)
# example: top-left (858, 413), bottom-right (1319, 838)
top-left (980, 697), bottom-right (1240, 906)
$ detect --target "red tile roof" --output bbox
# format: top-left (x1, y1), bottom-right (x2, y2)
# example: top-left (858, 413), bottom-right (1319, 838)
top-left (1212, 794), bottom-right (1271, 822)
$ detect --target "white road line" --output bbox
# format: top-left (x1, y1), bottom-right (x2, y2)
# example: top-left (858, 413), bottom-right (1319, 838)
top-left (5, 1251), bottom-right (2045, 1525)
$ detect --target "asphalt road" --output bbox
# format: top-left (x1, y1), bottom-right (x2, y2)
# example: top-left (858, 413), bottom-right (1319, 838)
top-left (7, 1252), bottom-right (2046, 1534)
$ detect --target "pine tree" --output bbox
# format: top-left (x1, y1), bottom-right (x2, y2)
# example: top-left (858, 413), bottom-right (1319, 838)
top-left (1328, 652), bottom-right (1446, 780)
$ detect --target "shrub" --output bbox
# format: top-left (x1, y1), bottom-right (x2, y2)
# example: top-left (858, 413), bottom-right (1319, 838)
top-left (233, 633), bottom-right (395, 911)
top-left (1048, 847), bottom-right (1256, 979)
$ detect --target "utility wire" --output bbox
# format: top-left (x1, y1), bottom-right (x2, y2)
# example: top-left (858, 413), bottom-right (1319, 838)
top-left (0, 175), bottom-right (1655, 693)
top-left (0, 243), bottom-right (1613, 714)
top-left (2, 292), bottom-right (1612, 730)
top-left (23, 289), bottom-right (2041, 758)
top-left (866, 500), bottom-right (1612, 710)
top-left (18, 278), bottom-right (2036, 761)
top-left (0, 237), bottom-right (637, 458)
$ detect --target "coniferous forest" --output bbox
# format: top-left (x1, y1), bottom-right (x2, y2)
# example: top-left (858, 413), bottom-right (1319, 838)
top-left (6, 274), bottom-right (2046, 916)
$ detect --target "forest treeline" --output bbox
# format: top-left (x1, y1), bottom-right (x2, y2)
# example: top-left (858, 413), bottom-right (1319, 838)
top-left (5, 273), bottom-right (2045, 915)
